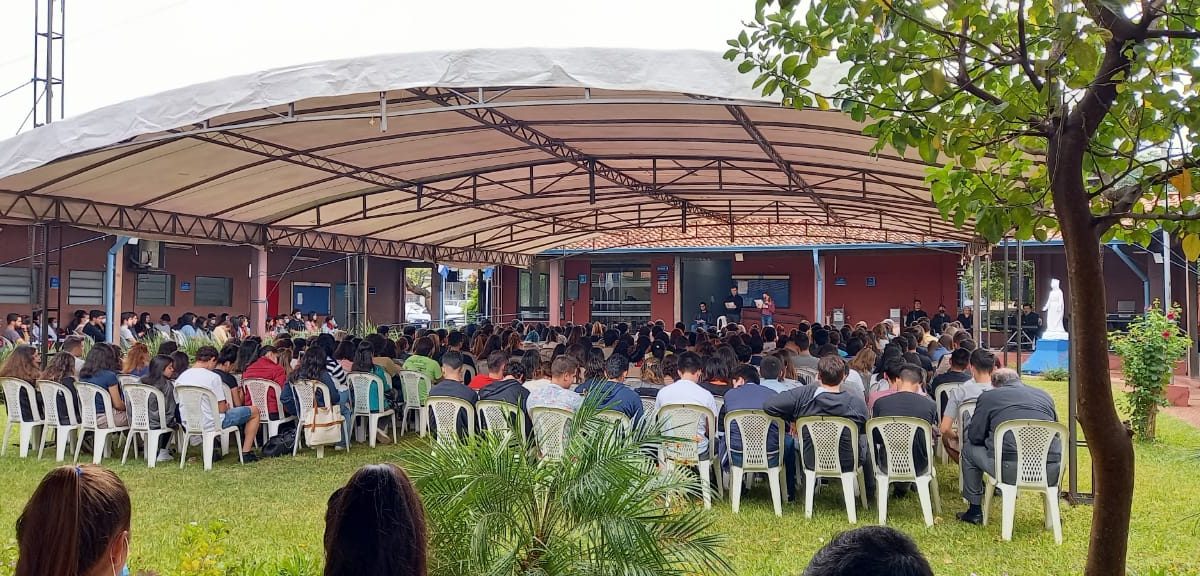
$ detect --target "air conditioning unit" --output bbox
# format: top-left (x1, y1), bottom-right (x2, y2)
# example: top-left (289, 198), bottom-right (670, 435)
top-left (127, 239), bottom-right (164, 271)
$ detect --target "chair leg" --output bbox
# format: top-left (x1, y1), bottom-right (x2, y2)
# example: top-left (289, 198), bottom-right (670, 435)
top-left (235, 431), bottom-right (244, 463)
top-left (982, 476), bottom-right (995, 526)
top-left (121, 431), bottom-right (135, 465)
top-left (56, 429), bottom-right (71, 462)
top-left (92, 431), bottom-right (108, 465)
top-left (1046, 488), bottom-right (1063, 544)
top-left (931, 473), bottom-right (942, 515)
top-left (18, 424), bottom-right (38, 458)
top-left (73, 429), bottom-right (86, 463)
top-left (146, 432), bottom-right (158, 468)
top-left (876, 475), bottom-right (889, 525)
top-left (803, 471), bottom-right (817, 518)
top-left (316, 445), bottom-right (325, 459)
top-left (857, 470), bottom-right (868, 509)
top-left (729, 467), bottom-right (744, 514)
top-left (202, 435), bottom-right (215, 471)
top-left (915, 477), bottom-right (934, 528)
top-left (697, 461), bottom-right (713, 509)
top-left (840, 474), bottom-right (858, 524)
top-left (1, 422), bottom-right (11, 456)
top-left (179, 434), bottom-right (189, 469)
top-left (37, 426), bottom-right (50, 459)
top-left (1000, 486), bottom-right (1017, 541)
top-left (767, 468), bottom-right (782, 517)
top-left (368, 416), bottom-right (378, 448)
top-left (419, 409), bottom-right (428, 437)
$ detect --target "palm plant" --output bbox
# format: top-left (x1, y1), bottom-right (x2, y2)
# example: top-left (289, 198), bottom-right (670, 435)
top-left (404, 398), bottom-right (732, 576)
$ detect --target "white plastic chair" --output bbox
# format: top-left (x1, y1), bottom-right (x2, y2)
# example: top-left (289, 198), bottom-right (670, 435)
top-left (795, 416), bottom-right (868, 523)
top-left (529, 406), bottom-right (573, 461)
top-left (74, 382), bottom-right (129, 464)
top-left (36, 380), bottom-right (80, 461)
top-left (935, 383), bottom-right (962, 464)
top-left (716, 315), bottom-right (728, 330)
top-left (657, 403), bottom-right (723, 509)
top-left (349, 372), bottom-right (397, 447)
top-left (639, 396), bottom-right (657, 416)
top-left (290, 380), bottom-right (342, 458)
top-left (121, 383), bottom-right (176, 468)
top-left (724, 409), bottom-right (785, 516)
top-left (956, 399), bottom-right (978, 491)
top-left (477, 399), bottom-right (523, 437)
top-left (399, 371), bottom-right (432, 436)
top-left (118, 374), bottom-right (141, 389)
top-left (597, 409), bottom-right (632, 430)
top-left (2, 377), bottom-right (44, 458)
top-left (175, 384), bottom-right (244, 470)
top-left (242, 378), bottom-right (294, 444)
top-left (982, 419), bottom-right (1067, 544)
top-left (427, 396), bottom-right (476, 446)
top-left (866, 416), bottom-right (941, 527)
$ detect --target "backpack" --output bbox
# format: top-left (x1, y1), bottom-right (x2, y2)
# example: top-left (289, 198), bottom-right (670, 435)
top-left (262, 427), bottom-right (297, 457)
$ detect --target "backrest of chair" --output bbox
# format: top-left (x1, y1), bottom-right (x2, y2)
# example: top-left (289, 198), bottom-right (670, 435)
top-left (1, 377), bottom-right (38, 423)
top-left (725, 410), bottom-right (782, 469)
top-left (463, 365), bottom-right (476, 384)
top-left (175, 384), bottom-right (220, 434)
top-left (118, 374), bottom-right (141, 389)
top-left (797, 366), bottom-right (819, 383)
top-left (348, 372), bottom-right (384, 413)
top-left (242, 378), bottom-right (278, 415)
top-left (866, 416), bottom-right (930, 479)
top-left (658, 403), bottom-right (715, 463)
top-left (291, 380), bottom-right (317, 415)
top-left (529, 406), bottom-right (573, 460)
top-left (623, 377), bottom-right (642, 389)
top-left (399, 371), bottom-right (430, 406)
top-left (476, 400), bottom-right (519, 435)
top-left (596, 409), bottom-right (632, 429)
top-left (957, 399), bottom-right (978, 440)
top-left (37, 380), bottom-right (76, 426)
top-left (639, 397), bottom-right (657, 415)
top-left (427, 396), bottom-right (475, 439)
top-left (75, 381), bottom-right (109, 428)
top-left (123, 383), bottom-right (164, 432)
top-left (995, 419), bottom-right (1067, 488)
top-left (937, 383), bottom-right (962, 419)
top-left (796, 416), bottom-right (857, 474)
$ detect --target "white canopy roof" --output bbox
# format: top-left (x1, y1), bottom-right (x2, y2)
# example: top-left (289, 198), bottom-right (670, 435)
top-left (0, 48), bottom-right (973, 267)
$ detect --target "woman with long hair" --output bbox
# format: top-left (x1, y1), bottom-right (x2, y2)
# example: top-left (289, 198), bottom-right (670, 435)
top-left (351, 341), bottom-right (392, 414)
top-left (334, 339), bottom-right (357, 374)
top-left (306, 312), bottom-right (320, 334)
top-left (234, 338), bottom-right (262, 375)
top-left (772, 349), bottom-right (799, 385)
top-left (41, 351), bottom-right (80, 425)
top-left (288, 346), bottom-right (351, 447)
top-left (1, 345), bottom-right (43, 420)
top-left (15, 464), bottom-right (132, 576)
top-left (699, 355), bottom-right (731, 397)
top-left (581, 346), bottom-right (607, 389)
top-left (121, 342), bottom-right (151, 377)
top-left (80, 344), bottom-right (126, 427)
top-left (140, 354), bottom-right (178, 460)
top-left (65, 309), bottom-right (89, 336)
top-left (324, 464), bottom-right (427, 576)
top-left (848, 346), bottom-right (878, 392)
top-left (135, 312), bottom-right (152, 340)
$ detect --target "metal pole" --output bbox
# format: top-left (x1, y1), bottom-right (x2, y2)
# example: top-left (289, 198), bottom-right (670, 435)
top-left (1162, 229), bottom-right (1172, 313)
top-left (44, 0), bottom-right (53, 124)
top-left (1068, 332), bottom-right (1079, 499)
top-left (1003, 238), bottom-right (1011, 364)
top-left (972, 253), bottom-right (982, 345)
top-left (1189, 261), bottom-right (1199, 377)
top-left (983, 251), bottom-right (992, 349)
top-left (1016, 238), bottom-right (1024, 372)
top-left (104, 236), bottom-right (130, 343)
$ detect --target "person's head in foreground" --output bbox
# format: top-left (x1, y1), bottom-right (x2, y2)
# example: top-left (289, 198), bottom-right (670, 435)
top-left (803, 526), bottom-right (933, 576)
top-left (324, 463), bottom-right (427, 576)
top-left (15, 464), bottom-right (131, 576)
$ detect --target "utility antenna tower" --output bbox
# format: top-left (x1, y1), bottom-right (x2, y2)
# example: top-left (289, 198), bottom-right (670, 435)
top-left (32, 0), bottom-right (65, 127)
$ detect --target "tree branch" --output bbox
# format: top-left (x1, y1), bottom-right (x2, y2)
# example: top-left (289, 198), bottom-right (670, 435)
top-left (1099, 211), bottom-right (1200, 224)
top-left (1145, 28), bottom-right (1200, 39)
top-left (1083, 0), bottom-right (1141, 41)
top-left (956, 19), bottom-right (1004, 105)
top-left (1103, 157), bottom-right (1199, 214)
top-left (1017, 0), bottom-right (1045, 91)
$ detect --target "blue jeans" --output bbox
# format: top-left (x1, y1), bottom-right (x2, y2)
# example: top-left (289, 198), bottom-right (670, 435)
top-left (222, 406), bottom-right (252, 428)
top-left (762, 315), bottom-right (774, 326)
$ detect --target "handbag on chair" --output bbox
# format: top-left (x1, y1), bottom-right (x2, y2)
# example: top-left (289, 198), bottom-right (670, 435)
top-left (303, 391), bottom-right (345, 447)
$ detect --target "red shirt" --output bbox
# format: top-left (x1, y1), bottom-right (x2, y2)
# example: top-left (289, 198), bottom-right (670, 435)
top-left (469, 374), bottom-right (497, 391)
top-left (242, 356), bottom-right (287, 414)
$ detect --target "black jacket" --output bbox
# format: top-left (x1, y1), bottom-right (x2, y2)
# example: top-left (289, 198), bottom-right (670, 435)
top-left (764, 384), bottom-right (868, 472)
top-left (428, 379), bottom-right (478, 438)
top-left (477, 378), bottom-right (532, 435)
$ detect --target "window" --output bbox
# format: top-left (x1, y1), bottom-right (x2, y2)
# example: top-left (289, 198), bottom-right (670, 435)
top-left (590, 266), bottom-right (651, 322)
top-left (136, 273), bottom-right (174, 306)
top-left (67, 270), bottom-right (105, 306)
top-left (194, 276), bottom-right (233, 307)
top-left (518, 270), bottom-right (532, 307)
top-left (537, 273), bottom-right (549, 308)
top-left (0, 266), bottom-right (32, 304)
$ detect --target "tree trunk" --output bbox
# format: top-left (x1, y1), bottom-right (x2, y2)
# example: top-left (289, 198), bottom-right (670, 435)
top-left (1049, 129), bottom-right (1136, 576)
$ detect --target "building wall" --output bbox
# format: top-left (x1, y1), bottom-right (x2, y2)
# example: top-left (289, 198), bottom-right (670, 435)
top-left (822, 251), bottom-right (961, 325)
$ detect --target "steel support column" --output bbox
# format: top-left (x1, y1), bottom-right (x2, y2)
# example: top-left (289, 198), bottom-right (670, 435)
top-left (813, 248), bottom-right (825, 324)
top-left (104, 236), bottom-right (130, 343)
top-left (548, 260), bottom-right (562, 327)
top-left (251, 247), bottom-right (268, 336)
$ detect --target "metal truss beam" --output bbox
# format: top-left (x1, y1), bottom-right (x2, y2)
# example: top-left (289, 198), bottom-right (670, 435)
top-left (411, 87), bottom-right (734, 225)
top-left (0, 190), bottom-right (530, 267)
top-left (726, 104), bottom-right (837, 221)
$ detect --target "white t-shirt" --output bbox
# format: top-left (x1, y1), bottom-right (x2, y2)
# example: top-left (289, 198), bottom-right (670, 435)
top-left (175, 367), bottom-right (227, 430)
top-left (654, 379), bottom-right (718, 454)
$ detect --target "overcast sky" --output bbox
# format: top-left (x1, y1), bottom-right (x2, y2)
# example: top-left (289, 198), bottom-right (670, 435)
top-left (0, 0), bottom-right (752, 135)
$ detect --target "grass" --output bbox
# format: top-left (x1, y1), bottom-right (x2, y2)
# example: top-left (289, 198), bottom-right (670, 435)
top-left (2, 379), bottom-right (1199, 575)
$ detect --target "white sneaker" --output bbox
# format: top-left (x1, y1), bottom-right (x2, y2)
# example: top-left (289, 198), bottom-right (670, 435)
top-left (156, 449), bottom-right (173, 462)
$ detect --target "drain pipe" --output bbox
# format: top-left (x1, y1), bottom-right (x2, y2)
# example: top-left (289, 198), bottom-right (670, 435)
top-left (1109, 243), bottom-right (1149, 310)
top-left (105, 236), bottom-right (131, 343)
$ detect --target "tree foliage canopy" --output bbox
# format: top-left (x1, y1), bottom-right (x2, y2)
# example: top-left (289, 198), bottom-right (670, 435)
top-left (727, 0), bottom-right (1200, 251)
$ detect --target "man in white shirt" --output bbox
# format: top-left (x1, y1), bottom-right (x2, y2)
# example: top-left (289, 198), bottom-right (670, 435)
top-left (527, 356), bottom-right (583, 412)
top-left (654, 351), bottom-right (718, 456)
top-left (175, 346), bottom-right (262, 463)
top-left (938, 349), bottom-right (998, 463)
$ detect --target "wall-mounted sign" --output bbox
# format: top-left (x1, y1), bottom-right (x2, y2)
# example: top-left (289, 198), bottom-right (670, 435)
top-left (834, 277), bottom-right (847, 286)
top-left (578, 274), bottom-right (588, 286)
top-left (368, 286), bottom-right (377, 295)
top-left (866, 276), bottom-right (877, 287)
top-left (49, 276), bottom-right (59, 289)
top-left (180, 281), bottom-right (192, 292)
top-left (656, 264), bottom-right (670, 274)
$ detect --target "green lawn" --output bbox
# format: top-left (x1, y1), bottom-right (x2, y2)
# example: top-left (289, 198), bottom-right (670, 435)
top-left (2, 381), bottom-right (1198, 575)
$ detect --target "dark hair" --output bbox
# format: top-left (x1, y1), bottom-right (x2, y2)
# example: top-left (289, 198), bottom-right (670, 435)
top-left (61, 335), bottom-right (85, 354)
top-left (816, 344), bottom-right (840, 358)
top-left (604, 353), bottom-right (630, 380)
top-left (676, 351), bottom-right (703, 376)
top-left (170, 351), bottom-right (190, 376)
top-left (41, 350), bottom-right (78, 384)
top-left (79, 345), bottom-right (120, 380)
top-left (759, 355), bottom-right (783, 380)
top-left (702, 355), bottom-right (730, 384)
top-left (324, 463), bottom-right (427, 576)
top-left (157, 340), bottom-right (179, 357)
top-left (333, 340), bottom-right (356, 363)
top-left (414, 336), bottom-right (435, 358)
top-left (217, 344), bottom-right (239, 366)
top-left (352, 342), bottom-right (376, 373)
top-left (660, 354), bottom-right (680, 380)
top-left (15, 464), bottom-right (131, 576)
top-left (794, 332), bottom-right (811, 350)
top-left (502, 357), bottom-right (526, 380)
top-left (583, 347), bottom-right (607, 380)
top-left (235, 339), bottom-right (262, 373)
top-left (447, 331), bottom-right (464, 348)
top-left (969, 348), bottom-right (996, 372)
top-left (141, 355), bottom-right (175, 390)
top-left (898, 363), bottom-right (926, 385)
top-left (194, 346), bottom-right (219, 363)
top-left (817, 355), bottom-right (847, 386)
top-left (883, 356), bottom-right (907, 382)
top-left (803, 526), bottom-right (933, 576)
top-left (734, 364), bottom-right (760, 385)
top-left (486, 350), bottom-right (508, 375)
top-left (440, 350), bottom-right (464, 371)
top-left (551, 356), bottom-right (577, 378)
top-left (520, 350), bottom-right (540, 380)
top-left (949, 347), bottom-right (971, 368)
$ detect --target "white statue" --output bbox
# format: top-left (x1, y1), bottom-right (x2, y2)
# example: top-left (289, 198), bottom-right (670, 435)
top-left (1042, 278), bottom-right (1068, 340)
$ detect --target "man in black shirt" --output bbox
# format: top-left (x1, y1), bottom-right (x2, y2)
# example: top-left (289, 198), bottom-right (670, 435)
top-left (872, 364), bottom-right (938, 495)
top-left (286, 309), bottom-right (306, 332)
top-left (956, 306), bottom-right (974, 333)
top-left (905, 300), bottom-right (928, 327)
top-left (82, 310), bottom-right (106, 343)
top-left (427, 350), bottom-right (478, 439)
top-left (723, 285), bottom-right (744, 325)
top-left (1020, 304), bottom-right (1042, 343)
top-left (930, 304), bottom-right (952, 335)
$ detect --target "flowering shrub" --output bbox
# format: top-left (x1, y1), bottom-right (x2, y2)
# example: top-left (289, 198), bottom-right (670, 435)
top-left (1110, 300), bottom-right (1192, 440)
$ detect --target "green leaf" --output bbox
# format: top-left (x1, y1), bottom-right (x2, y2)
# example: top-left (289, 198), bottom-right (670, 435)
top-left (920, 68), bottom-right (947, 95)
top-left (738, 30), bottom-right (750, 47)
top-left (738, 60), bottom-right (757, 74)
top-left (781, 54), bottom-right (800, 76)
top-left (1184, 234), bottom-right (1200, 261)
top-left (815, 94), bottom-right (831, 110)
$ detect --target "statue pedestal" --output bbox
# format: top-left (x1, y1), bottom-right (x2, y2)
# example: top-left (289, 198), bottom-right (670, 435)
top-left (1023, 338), bottom-right (1069, 374)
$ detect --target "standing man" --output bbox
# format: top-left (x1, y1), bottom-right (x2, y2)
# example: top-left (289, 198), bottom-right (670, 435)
top-left (905, 300), bottom-right (928, 327)
top-left (930, 304), bottom-right (952, 335)
top-left (723, 285), bottom-right (745, 326)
